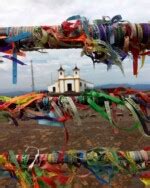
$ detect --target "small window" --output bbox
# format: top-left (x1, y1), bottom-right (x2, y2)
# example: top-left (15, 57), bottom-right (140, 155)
top-left (84, 83), bottom-right (86, 88)
top-left (60, 72), bottom-right (62, 75)
top-left (80, 82), bottom-right (82, 86)
top-left (75, 71), bottom-right (78, 74)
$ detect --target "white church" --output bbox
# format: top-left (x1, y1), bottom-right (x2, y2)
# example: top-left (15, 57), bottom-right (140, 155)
top-left (48, 66), bottom-right (94, 93)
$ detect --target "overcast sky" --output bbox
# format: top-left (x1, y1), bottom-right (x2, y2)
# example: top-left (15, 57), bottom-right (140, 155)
top-left (0, 0), bottom-right (150, 93)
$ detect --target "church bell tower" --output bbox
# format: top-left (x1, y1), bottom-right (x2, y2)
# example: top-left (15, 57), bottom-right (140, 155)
top-left (58, 65), bottom-right (65, 79)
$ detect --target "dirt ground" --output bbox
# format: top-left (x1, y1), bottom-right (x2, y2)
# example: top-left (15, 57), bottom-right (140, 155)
top-left (0, 108), bottom-right (149, 188)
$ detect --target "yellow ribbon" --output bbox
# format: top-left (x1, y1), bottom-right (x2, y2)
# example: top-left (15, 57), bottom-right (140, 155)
top-left (140, 178), bottom-right (150, 186)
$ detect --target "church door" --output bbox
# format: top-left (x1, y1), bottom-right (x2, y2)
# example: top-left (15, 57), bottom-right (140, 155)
top-left (67, 83), bottom-right (72, 91)
top-left (52, 87), bottom-right (56, 92)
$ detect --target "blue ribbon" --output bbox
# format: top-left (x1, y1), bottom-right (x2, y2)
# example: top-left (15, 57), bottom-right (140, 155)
top-left (83, 163), bottom-right (109, 185)
top-left (66, 15), bottom-right (81, 21)
top-left (13, 52), bottom-right (17, 84)
top-left (37, 111), bottom-right (64, 127)
top-left (111, 15), bottom-right (122, 24)
top-left (2, 55), bottom-right (26, 65)
top-left (0, 45), bottom-right (12, 52)
top-left (0, 168), bottom-right (11, 178)
top-left (5, 32), bottom-right (31, 43)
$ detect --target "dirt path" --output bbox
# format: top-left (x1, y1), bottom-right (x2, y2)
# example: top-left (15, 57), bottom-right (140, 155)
top-left (0, 109), bottom-right (149, 187)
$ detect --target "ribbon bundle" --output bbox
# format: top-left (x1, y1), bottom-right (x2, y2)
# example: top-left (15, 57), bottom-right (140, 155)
top-left (83, 15), bottom-right (150, 75)
top-left (0, 92), bottom-right (80, 126)
top-left (0, 147), bottom-right (149, 187)
top-left (78, 89), bottom-right (150, 136)
top-left (0, 88), bottom-right (150, 136)
top-left (0, 15), bottom-right (150, 83)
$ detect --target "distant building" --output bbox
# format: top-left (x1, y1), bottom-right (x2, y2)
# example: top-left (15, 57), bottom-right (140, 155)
top-left (48, 66), bottom-right (94, 93)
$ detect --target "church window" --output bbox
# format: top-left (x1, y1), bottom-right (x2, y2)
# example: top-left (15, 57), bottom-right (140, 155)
top-left (60, 72), bottom-right (62, 75)
top-left (75, 71), bottom-right (78, 74)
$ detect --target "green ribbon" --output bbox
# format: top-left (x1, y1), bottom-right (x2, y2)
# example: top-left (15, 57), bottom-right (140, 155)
top-left (85, 91), bottom-right (124, 105)
top-left (87, 97), bottom-right (109, 121)
top-left (79, 91), bottom-right (141, 132)
top-left (125, 97), bottom-right (150, 136)
top-left (34, 165), bottom-right (43, 177)
top-left (9, 151), bottom-right (32, 185)
top-left (0, 96), bottom-right (11, 102)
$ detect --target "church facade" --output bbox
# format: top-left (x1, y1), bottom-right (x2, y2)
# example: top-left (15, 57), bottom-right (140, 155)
top-left (48, 66), bottom-right (94, 93)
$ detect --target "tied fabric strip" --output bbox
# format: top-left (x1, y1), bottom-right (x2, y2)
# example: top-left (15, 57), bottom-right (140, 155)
top-left (2, 55), bottom-right (26, 65)
top-left (0, 88), bottom-right (150, 136)
top-left (0, 15), bottom-right (150, 83)
top-left (0, 148), bottom-right (149, 187)
top-left (5, 32), bottom-right (32, 43)
top-left (13, 49), bottom-right (17, 84)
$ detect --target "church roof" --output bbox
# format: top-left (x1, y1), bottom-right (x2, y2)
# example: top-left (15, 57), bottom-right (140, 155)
top-left (58, 65), bottom-right (64, 71)
top-left (73, 66), bottom-right (80, 71)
